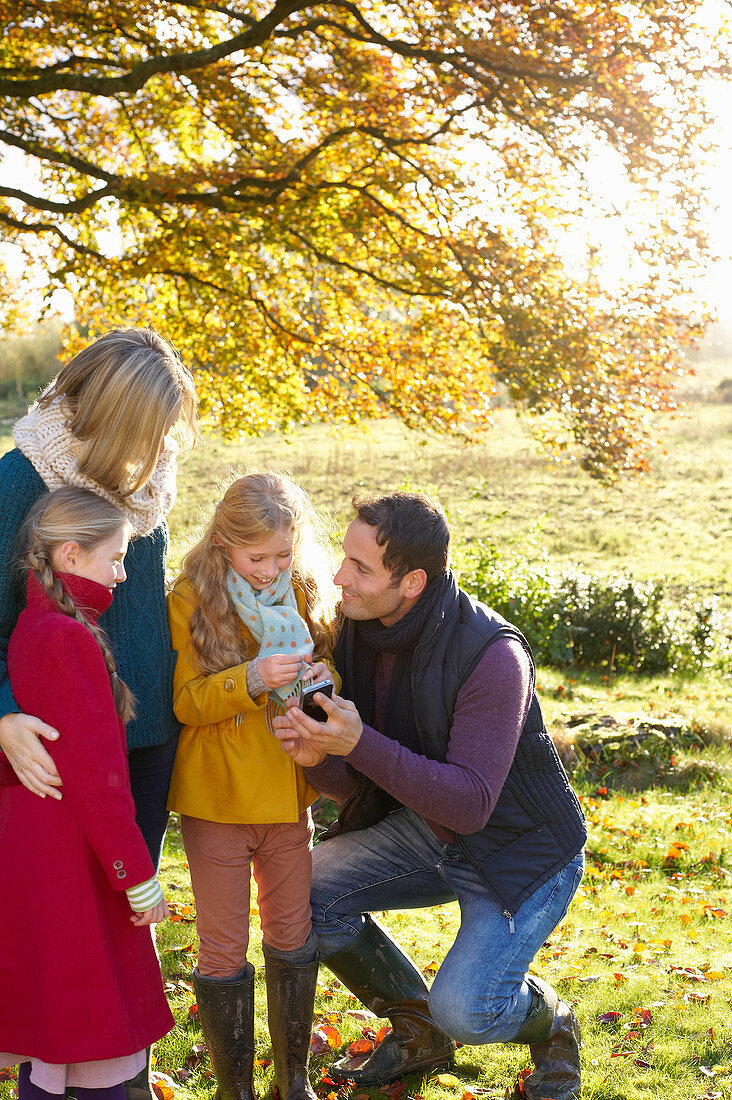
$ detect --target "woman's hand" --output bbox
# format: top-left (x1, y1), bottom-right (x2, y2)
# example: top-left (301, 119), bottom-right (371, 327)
top-left (0, 712), bottom-right (62, 798)
top-left (257, 653), bottom-right (305, 689)
top-left (130, 897), bottom-right (170, 926)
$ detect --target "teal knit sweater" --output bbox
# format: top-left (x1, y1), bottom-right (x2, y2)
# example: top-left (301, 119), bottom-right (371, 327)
top-left (0, 447), bottom-right (179, 750)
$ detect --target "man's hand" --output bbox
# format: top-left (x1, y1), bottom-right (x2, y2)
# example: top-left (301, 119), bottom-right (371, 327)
top-left (0, 712), bottom-right (62, 799)
top-left (273, 691), bottom-right (363, 759)
top-left (271, 710), bottom-right (329, 768)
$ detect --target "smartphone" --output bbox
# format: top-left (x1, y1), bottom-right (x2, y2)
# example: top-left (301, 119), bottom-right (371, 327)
top-left (299, 679), bottom-right (334, 722)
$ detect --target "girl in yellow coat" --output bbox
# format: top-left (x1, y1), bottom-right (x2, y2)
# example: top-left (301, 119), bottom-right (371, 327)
top-left (167, 472), bottom-right (339, 1100)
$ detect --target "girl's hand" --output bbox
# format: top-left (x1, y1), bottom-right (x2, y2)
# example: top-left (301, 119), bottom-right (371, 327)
top-left (257, 653), bottom-right (305, 689)
top-left (130, 898), bottom-right (170, 926)
top-left (301, 661), bottom-right (331, 684)
top-left (0, 711), bottom-right (62, 799)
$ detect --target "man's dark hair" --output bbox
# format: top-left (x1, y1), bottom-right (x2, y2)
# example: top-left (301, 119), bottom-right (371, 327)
top-left (353, 491), bottom-right (450, 585)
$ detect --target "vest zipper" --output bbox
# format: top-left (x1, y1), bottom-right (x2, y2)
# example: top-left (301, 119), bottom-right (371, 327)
top-left (503, 910), bottom-right (515, 934)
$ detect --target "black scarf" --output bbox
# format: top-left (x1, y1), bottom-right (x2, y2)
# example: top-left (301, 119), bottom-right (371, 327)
top-left (335, 570), bottom-right (455, 753)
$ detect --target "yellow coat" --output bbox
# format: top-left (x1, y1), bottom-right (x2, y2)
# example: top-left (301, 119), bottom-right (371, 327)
top-left (166, 575), bottom-right (338, 825)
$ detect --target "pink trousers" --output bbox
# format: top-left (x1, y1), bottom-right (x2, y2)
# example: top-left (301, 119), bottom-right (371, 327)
top-left (180, 811), bottom-right (314, 978)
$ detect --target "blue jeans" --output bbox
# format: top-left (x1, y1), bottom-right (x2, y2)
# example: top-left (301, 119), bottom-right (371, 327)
top-left (311, 807), bottom-right (584, 1045)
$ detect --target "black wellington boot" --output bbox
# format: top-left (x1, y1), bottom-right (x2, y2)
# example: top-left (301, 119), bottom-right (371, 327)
top-left (192, 964), bottom-right (257, 1100)
top-left (123, 1049), bottom-right (151, 1100)
top-left (324, 917), bottom-right (455, 1086)
top-left (511, 975), bottom-right (581, 1100)
top-left (263, 948), bottom-right (318, 1100)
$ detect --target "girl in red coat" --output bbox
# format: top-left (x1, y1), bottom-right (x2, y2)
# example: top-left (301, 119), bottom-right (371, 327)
top-left (0, 487), bottom-right (173, 1100)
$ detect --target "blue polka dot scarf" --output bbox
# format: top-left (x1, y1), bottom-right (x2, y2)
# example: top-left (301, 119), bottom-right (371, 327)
top-left (225, 566), bottom-right (314, 703)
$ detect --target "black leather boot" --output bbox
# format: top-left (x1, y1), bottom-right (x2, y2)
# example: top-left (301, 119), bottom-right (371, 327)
top-left (511, 975), bottom-right (581, 1100)
top-left (263, 948), bottom-right (318, 1100)
top-left (192, 964), bottom-right (257, 1100)
top-left (123, 1049), bottom-right (151, 1100)
top-left (324, 917), bottom-right (455, 1086)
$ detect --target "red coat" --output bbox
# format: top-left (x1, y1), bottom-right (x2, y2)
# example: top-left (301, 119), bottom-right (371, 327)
top-left (0, 572), bottom-right (173, 1063)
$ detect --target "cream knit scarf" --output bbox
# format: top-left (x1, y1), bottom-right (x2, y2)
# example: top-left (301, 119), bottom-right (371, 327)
top-left (13, 397), bottom-right (177, 536)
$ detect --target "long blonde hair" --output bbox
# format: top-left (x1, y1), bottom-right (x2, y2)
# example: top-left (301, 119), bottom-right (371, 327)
top-left (183, 471), bottom-right (338, 676)
top-left (39, 328), bottom-right (198, 498)
top-left (19, 487), bottom-right (136, 723)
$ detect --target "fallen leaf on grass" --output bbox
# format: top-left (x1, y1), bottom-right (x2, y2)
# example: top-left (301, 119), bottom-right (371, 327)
top-left (310, 1026), bottom-right (342, 1055)
top-left (0, 1068), bottom-right (17, 1082)
top-left (684, 991), bottom-right (711, 1005)
top-left (151, 1072), bottom-right (176, 1100)
top-left (433, 1073), bottom-right (461, 1087)
top-left (346, 1037), bottom-right (375, 1056)
top-left (378, 1083), bottom-right (406, 1100)
top-left (597, 1011), bottom-right (623, 1025)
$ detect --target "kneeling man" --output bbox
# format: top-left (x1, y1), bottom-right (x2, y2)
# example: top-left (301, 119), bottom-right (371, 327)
top-left (274, 492), bottom-right (586, 1100)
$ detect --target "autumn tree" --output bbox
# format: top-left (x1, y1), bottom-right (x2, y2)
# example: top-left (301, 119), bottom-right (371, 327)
top-left (0, 0), bottom-right (726, 476)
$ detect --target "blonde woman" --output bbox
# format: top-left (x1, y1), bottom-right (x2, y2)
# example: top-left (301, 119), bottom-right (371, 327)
top-left (0, 328), bottom-right (196, 1097)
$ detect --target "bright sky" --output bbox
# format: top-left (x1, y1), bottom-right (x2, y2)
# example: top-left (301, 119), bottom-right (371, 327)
top-left (698, 78), bottom-right (732, 321)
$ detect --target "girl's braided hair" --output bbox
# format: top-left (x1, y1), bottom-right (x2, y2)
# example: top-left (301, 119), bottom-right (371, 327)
top-left (19, 486), bottom-right (135, 723)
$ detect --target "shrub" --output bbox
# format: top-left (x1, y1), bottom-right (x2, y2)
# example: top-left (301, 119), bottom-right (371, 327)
top-left (456, 539), bottom-right (724, 674)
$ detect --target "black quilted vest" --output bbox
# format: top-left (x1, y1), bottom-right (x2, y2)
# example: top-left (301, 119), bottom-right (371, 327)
top-left (326, 584), bottom-right (587, 917)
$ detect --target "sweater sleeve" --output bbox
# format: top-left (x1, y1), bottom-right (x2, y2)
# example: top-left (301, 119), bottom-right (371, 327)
top-left (0, 451), bottom-right (45, 720)
top-left (303, 754), bottom-right (357, 802)
top-left (28, 621), bottom-right (156, 892)
top-left (344, 637), bottom-right (533, 834)
top-left (167, 582), bottom-right (266, 726)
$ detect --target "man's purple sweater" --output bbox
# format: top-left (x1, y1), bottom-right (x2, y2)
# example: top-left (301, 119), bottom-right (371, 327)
top-left (304, 637), bottom-right (533, 840)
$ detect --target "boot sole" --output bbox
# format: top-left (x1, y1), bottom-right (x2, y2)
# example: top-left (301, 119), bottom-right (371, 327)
top-left (330, 1051), bottom-right (455, 1086)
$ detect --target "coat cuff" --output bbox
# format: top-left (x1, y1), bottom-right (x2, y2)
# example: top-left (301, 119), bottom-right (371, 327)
top-left (126, 875), bottom-right (164, 913)
top-left (246, 658), bottom-right (268, 700)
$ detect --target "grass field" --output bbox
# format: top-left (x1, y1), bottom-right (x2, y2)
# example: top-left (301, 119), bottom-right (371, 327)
top-left (165, 401), bottom-right (732, 607)
top-left (0, 390), bottom-right (730, 1100)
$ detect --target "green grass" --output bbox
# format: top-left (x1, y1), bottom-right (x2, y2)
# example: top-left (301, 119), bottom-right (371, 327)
top-left (2, 394), bottom-right (730, 608)
top-left (1, 393), bottom-right (731, 1099)
top-left (149, 755), bottom-right (732, 1100)
top-left (164, 402), bottom-right (732, 614)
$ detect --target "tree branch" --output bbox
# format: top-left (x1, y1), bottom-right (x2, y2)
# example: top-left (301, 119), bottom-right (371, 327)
top-left (0, 184), bottom-right (113, 214)
top-left (0, 211), bottom-right (106, 259)
top-left (0, 0), bottom-right (307, 97)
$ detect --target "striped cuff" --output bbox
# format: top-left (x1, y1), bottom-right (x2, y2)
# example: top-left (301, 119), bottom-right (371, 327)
top-left (126, 875), bottom-right (164, 913)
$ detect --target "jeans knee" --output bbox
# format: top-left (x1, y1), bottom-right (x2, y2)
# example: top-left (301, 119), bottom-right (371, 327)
top-left (429, 981), bottom-right (520, 1047)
